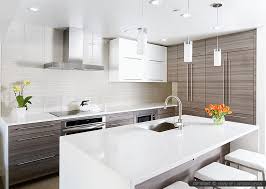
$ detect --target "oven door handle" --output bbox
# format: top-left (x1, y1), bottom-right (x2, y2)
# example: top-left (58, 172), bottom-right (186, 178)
top-left (63, 124), bottom-right (104, 133)
top-left (64, 122), bottom-right (106, 129)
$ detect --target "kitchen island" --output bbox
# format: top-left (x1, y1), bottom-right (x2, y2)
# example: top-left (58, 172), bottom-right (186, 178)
top-left (60, 115), bottom-right (258, 189)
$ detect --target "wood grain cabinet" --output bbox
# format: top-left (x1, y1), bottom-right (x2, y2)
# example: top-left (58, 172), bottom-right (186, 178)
top-left (167, 46), bottom-right (178, 82)
top-left (158, 107), bottom-right (177, 119)
top-left (169, 30), bottom-right (256, 124)
top-left (225, 50), bottom-right (256, 124)
top-left (206, 31), bottom-right (256, 124)
top-left (8, 121), bottom-right (61, 185)
top-left (106, 112), bottom-right (134, 128)
top-left (176, 40), bottom-right (206, 117)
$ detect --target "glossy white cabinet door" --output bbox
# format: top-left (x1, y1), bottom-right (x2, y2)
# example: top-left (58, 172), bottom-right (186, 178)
top-left (119, 57), bottom-right (143, 81)
top-left (144, 60), bottom-right (166, 82)
top-left (109, 38), bottom-right (167, 82)
top-left (147, 44), bottom-right (167, 62)
top-left (119, 38), bottom-right (143, 59)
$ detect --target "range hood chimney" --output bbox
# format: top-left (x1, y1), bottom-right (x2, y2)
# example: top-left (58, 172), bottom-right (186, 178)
top-left (44, 28), bottom-right (104, 71)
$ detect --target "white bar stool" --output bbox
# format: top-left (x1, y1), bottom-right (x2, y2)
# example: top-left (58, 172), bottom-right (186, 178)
top-left (195, 162), bottom-right (257, 189)
top-left (164, 181), bottom-right (197, 189)
top-left (225, 149), bottom-right (266, 188)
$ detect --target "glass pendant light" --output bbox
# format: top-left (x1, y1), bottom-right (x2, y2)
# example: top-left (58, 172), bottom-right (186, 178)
top-left (137, 0), bottom-right (147, 55)
top-left (137, 27), bottom-right (148, 55)
top-left (184, 37), bottom-right (193, 63)
top-left (212, 3), bottom-right (223, 66)
top-left (183, 0), bottom-right (193, 63)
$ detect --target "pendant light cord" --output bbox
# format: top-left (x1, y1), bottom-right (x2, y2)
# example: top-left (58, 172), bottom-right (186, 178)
top-left (188, 0), bottom-right (190, 13)
top-left (140, 0), bottom-right (144, 27)
top-left (216, 6), bottom-right (219, 49)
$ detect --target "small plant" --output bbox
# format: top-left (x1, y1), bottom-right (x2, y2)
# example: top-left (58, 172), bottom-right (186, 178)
top-left (13, 80), bottom-right (32, 110)
top-left (205, 104), bottom-right (232, 125)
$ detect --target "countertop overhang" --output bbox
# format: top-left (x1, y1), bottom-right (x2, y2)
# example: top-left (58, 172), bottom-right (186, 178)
top-left (60, 115), bottom-right (258, 185)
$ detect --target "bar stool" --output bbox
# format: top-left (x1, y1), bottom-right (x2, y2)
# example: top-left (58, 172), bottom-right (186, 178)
top-left (164, 181), bottom-right (197, 189)
top-left (225, 149), bottom-right (266, 188)
top-left (195, 162), bottom-right (257, 189)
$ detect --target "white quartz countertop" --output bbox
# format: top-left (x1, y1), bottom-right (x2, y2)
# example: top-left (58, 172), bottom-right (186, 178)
top-left (1, 103), bottom-right (176, 126)
top-left (61, 115), bottom-right (258, 185)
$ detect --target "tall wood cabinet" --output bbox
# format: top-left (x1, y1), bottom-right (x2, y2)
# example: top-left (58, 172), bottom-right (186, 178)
top-left (176, 40), bottom-right (206, 117)
top-left (168, 30), bottom-right (256, 125)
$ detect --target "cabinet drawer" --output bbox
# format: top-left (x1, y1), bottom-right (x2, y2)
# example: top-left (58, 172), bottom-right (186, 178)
top-left (9, 130), bottom-right (60, 155)
top-left (9, 146), bottom-right (58, 165)
top-left (106, 119), bottom-right (134, 128)
top-left (158, 107), bottom-right (176, 115)
top-left (9, 121), bottom-right (61, 137)
top-left (9, 151), bottom-right (58, 185)
top-left (106, 112), bottom-right (134, 122)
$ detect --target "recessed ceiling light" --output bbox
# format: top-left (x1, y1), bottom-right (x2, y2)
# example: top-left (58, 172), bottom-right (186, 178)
top-left (180, 13), bottom-right (192, 18)
top-left (161, 38), bottom-right (167, 42)
top-left (149, 0), bottom-right (160, 6)
top-left (28, 7), bottom-right (39, 12)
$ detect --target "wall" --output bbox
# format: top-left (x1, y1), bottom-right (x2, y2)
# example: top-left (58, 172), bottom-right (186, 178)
top-left (0, 22), bottom-right (172, 117)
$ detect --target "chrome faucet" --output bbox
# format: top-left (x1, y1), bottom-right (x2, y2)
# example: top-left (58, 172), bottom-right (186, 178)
top-left (164, 96), bottom-right (183, 128)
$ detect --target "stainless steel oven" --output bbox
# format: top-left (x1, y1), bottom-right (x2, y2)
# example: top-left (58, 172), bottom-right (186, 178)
top-left (61, 116), bottom-right (106, 135)
top-left (135, 109), bottom-right (158, 123)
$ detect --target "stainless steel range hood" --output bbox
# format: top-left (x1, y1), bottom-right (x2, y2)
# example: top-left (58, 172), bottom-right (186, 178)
top-left (44, 28), bottom-right (104, 71)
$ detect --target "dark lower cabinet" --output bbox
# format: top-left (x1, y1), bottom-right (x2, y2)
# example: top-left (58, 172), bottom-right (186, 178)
top-left (8, 121), bottom-right (61, 186)
top-left (106, 112), bottom-right (134, 128)
top-left (158, 107), bottom-right (177, 119)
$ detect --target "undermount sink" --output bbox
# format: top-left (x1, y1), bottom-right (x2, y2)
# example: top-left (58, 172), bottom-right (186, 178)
top-left (142, 122), bottom-right (177, 132)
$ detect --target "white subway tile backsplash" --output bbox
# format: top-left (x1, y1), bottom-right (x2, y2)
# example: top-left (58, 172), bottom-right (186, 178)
top-left (0, 22), bottom-right (172, 116)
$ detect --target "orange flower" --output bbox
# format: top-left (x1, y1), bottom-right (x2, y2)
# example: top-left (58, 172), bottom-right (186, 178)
top-left (209, 104), bottom-right (216, 110)
top-left (222, 107), bottom-right (229, 113)
top-left (205, 108), bottom-right (210, 113)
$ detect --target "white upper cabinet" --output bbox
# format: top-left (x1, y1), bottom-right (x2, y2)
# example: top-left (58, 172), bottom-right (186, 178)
top-left (146, 43), bottom-right (167, 62)
top-left (109, 38), bottom-right (167, 82)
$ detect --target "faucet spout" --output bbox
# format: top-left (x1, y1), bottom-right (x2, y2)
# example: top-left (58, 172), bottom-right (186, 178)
top-left (164, 96), bottom-right (183, 124)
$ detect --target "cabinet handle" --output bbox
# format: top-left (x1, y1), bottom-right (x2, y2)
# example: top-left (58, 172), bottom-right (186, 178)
top-left (228, 60), bottom-right (231, 105)
top-left (190, 64), bottom-right (193, 102)
top-left (187, 65), bottom-right (189, 101)
top-left (15, 124), bottom-right (57, 131)
top-left (124, 78), bottom-right (142, 81)
top-left (149, 60), bottom-right (163, 63)
top-left (109, 123), bottom-right (120, 127)
top-left (148, 79), bottom-right (164, 81)
top-left (16, 154), bottom-right (57, 166)
top-left (16, 133), bottom-right (56, 142)
top-left (124, 57), bottom-right (142, 60)
top-left (223, 59), bottom-right (225, 104)
top-left (232, 115), bottom-right (247, 119)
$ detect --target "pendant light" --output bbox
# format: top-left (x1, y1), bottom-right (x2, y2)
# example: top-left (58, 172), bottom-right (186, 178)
top-left (184, 37), bottom-right (193, 63)
top-left (137, 0), bottom-right (148, 55)
top-left (212, 2), bottom-right (223, 66)
top-left (182, 0), bottom-right (193, 63)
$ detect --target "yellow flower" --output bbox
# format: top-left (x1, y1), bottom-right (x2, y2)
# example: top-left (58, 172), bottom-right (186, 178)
top-left (13, 85), bottom-right (21, 93)
top-left (23, 80), bottom-right (31, 86)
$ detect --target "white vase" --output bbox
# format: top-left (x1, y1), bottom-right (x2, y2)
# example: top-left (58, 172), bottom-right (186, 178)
top-left (16, 107), bottom-right (27, 118)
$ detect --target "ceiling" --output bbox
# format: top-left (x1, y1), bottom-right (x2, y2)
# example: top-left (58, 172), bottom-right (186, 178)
top-left (7, 0), bottom-right (266, 45)
top-left (0, 0), bottom-right (20, 42)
